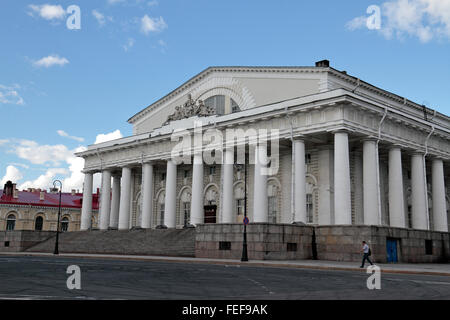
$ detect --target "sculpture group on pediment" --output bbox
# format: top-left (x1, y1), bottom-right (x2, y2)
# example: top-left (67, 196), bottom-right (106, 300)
top-left (164, 94), bottom-right (215, 125)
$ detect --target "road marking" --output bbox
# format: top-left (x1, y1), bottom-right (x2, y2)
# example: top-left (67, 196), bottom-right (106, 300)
top-left (385, 278), bottom-right (450, 286)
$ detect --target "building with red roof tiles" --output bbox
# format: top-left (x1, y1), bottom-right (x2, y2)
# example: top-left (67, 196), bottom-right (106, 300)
top-left (0, 181), bottom-right (99, 232)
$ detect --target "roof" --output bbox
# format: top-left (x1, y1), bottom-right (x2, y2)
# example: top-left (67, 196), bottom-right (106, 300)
top-left (0, 190), bottom-right (99, 210)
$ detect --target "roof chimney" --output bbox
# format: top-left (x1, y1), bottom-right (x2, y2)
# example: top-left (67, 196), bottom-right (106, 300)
top-left (12, 183), bottom-right (18, 199)
top-left (315, 59), bottom-right (330, 68)
top-left (71, 189), bottom-right (76, 196)
top-left (40, 191), bottom-right (45, 201)
top-left (3, 181), bottom-right (13, 197)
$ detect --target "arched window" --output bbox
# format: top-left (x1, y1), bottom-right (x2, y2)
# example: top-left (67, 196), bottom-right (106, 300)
top-left (35, 216), bottom-right (43, 231)
top-left (61, 217), bottom-right (69, 232)
top-left (6, 214), bottom-right (16, 231)
top-left (204, 95), bottom-right (240, 115)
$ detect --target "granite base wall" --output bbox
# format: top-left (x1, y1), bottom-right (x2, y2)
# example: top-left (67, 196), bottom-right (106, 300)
top-left (195, 223), bottom-right (313, 260)
top-left (315, 225), bottom-right (450, 263)
top-left (0, 231), bottom-right (56, 252)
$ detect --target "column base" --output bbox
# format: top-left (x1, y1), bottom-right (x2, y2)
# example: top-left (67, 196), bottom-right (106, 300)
top-left (183, 224), bottom-right (196, 229)
top-left (156, 225), bottom-right (168, 229)
top-left (292, 221), bottom-right (307, 226)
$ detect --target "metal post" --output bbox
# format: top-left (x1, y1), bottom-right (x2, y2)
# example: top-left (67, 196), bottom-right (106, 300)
top-left (53, 180), bottom-right (62, 255)
top-left (241, 150), bottom-right (248, 262)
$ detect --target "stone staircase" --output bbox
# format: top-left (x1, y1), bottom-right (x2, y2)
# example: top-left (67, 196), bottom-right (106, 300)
top-left (25, 228), bottom-right (196, 257)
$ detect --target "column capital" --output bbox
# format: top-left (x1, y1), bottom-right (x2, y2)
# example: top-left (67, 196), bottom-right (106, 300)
top-left (292, 135), bottom-right (305, 142)
top-left (361, 136), bottom-right (378, 143)
top-left (388, 143), bottom-right (403, 151)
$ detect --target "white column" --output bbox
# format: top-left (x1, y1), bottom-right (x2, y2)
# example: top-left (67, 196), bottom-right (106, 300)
top-left (164, 160), bottom-right (177, 228)
top-left (353, 151), bottom-right (364, 224)
top-left (317, 147), bottom-right (334, 225)
top-left (109, 174), bottom-right (121, 229)
top-left (363, 139), bottom-right (380, 226)
top-left (432, 158), bottom-right (448, 232)
top-left (253, 144), bottom-right (268, 222)
top-left (222, 148), bottom-right (234, 223)
top-left (80, 172), bottom-right (93, 231)
top-left (118, 167), bottom-right (132, 230)
top-left (334, 131), bottom-right (352, 225)
top-left (293, 138), bottom-right (307, 223)
top-left (141, 163), bottom-right (154, 229)
top-left (99, 170), bottom-right (112, 230)
top-left (191, 153), bottom-right (204, 225)
top-left (388, 146), bottom-right (406, 228)
top-left (411, 153), bottom-right (428, 230)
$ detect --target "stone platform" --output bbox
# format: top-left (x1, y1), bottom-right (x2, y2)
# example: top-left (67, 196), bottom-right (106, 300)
top-left (1, 224), bottom-right (449, 263)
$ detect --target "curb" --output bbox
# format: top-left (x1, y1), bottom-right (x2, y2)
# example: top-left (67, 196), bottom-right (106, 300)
top-left (1, 252), bottom-right (449, 277)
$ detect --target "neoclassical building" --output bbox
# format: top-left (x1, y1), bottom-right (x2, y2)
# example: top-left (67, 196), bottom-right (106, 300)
top-left (77, 60), bottom-right (450, 234)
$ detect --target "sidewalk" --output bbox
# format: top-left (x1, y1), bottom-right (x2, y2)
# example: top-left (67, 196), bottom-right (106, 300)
top-left (1, 251), bottom-right (449, 276)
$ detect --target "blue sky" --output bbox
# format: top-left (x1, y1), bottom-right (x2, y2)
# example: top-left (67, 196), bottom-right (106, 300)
top-left (0, 0), bottom-right (449, 191)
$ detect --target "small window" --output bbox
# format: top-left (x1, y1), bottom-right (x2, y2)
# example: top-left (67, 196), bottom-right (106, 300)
top-left (61, 217), bottom-right (69, 232)
top-left (6, 214), bottom-right (16, 231)
top-left (209, 166), bottom-right (216, 175)
top-left (184, 170), bottom-right (190, 179)
top-left (287, 243), bottom-right (298, 252)
top-left (4, 241), bottom-right (10, 247)
top-left (205, 95), bottom-right (225, 115)
top-left (219, 241), bottom-right (231, 250)
top-left (159, 203), bottom-right (165, 225)
top-left (425, 240), bottom-right (433, 255)
top-left (306, 194), bottom-right (313, 223)
top-left (236, 199), bottom-right (244, 216)
top-left (268, 196), bottom-right (277, 223)
top-left (183, 202), bottom-right (191, 227)
top-left (161, 173), bottom-right (166, 181)
top-left (305, 153), bottom-right (311, 164)
top-left (35, 216), bottom-right (44, 231)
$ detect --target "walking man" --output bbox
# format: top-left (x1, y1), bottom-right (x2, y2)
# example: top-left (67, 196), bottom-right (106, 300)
top-left (360, 241), bottom-right (373, 268)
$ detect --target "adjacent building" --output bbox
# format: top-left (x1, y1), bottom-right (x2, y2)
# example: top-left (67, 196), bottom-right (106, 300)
top-left (0, 181), bottom-right (99, 232)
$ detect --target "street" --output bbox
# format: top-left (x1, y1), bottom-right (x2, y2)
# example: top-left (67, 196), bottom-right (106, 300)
top-left (0, 255), bottom-right (449, 300)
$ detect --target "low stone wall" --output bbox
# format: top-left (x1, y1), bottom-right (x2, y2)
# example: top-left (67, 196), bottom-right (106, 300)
top-left (315, 225), bottom-right (450, 263)
top-left (195, 223), bottom-right (314, 260)
top-left (0, 231), bottom-right (56, 252)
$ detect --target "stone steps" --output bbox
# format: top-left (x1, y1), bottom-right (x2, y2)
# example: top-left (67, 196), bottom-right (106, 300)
top-left (26, 228), bottom-right (196, 257)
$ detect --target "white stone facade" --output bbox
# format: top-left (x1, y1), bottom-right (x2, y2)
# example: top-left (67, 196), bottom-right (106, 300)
top-left (77, 64), bottom-right (450, 233)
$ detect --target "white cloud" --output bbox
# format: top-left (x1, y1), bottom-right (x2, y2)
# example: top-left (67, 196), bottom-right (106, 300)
top-left (141, 14), bottom-right (167, 34)
top-left (13, 140), bottom-right (74, 166)
top-left (0, 139), bottom-right (9, 145)
top-left (92, 9), bottom-right (106, 26)
top-left (57, 130), bottom-right (84, 142)
top-left (346, 0), bottom-right (450, 42)
top-left (0, 166), bottom-right (23, 186)
top-left (94, 130), bottom-right (123, 144)
top-left (123, 38), bottom-right (135, 51)
top-left (28, 4), bottom-right (66, 20)
top-left (18, 168), bottom-right (68, 191)
top-left (33, 55), bottom-right (69, 68)
top-left (0, 84), bottom-right (25, 105)
top-left (148, 0), bottom-right (159, 6)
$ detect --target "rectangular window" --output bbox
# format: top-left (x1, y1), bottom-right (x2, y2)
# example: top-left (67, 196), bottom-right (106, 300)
top-left (236, 199), bottom-right (244, 216)
top-left (183, 202), bottom-right (191, 226)
top-left (305, 153), bottom-right (311, 164)
top-left (159, 204), bottom-right (165, 225)
top-left (306, 194), bottom-right (313, 223)
top-left (209, 166), bottom-right (216, 175)
top-left (4, 241), bottom-right (10, 247)
top-left (219, 241), bottom-right (231, 250)
top-left (287, 243), bottom-right (297, 252)
top-left (425, 240), bottom-right (433, 255)
top-left (184, 170), bottom-right (189, 179)
top-left (268, 196), bottom-right (277, 223)
top-left (161, 173), bottom-right (166, 181)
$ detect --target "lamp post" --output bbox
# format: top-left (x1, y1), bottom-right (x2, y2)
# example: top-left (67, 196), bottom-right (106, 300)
top-left (53, 180), bottom-right (62, 255)
top-left (235, 151), bottom-right (249, 262)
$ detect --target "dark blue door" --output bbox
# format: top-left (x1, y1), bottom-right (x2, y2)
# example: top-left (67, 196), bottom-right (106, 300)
top-left (386, 239), bottom-right (398, 263)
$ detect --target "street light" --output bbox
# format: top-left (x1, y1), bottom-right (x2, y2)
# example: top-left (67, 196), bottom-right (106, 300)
top-left (53, 180), bottom-right (62, 255)
top-left (234, 151), bottom-right (248, 262)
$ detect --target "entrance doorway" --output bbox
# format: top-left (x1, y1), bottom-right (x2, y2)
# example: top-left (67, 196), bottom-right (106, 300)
top-left (386, 238), bottom-right (398, 263)
top-left (204, 205), bottom-right (217, 224)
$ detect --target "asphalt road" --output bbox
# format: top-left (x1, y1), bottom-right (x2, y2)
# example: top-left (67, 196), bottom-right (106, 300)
top-left (0, 255), bottom-right (449, 300)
